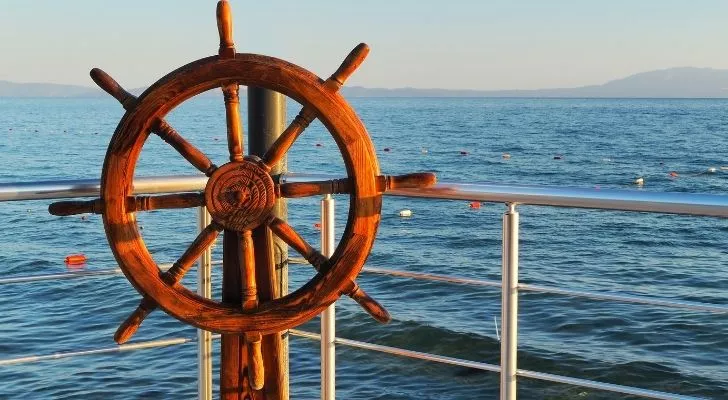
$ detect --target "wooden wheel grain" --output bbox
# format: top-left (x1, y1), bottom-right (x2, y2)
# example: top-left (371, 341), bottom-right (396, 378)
top-left (101, 54), bottom-right (382, 335)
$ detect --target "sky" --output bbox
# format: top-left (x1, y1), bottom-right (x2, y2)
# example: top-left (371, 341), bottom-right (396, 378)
top-left (1, 0), bottom-right (727, 90)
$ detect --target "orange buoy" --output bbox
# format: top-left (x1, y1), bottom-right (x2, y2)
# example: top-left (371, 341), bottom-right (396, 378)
top-left (64, 254), bottom-right (87, 265)
top-left (313, 222), bottom-right (322, 230)
top-left (469, 201), bottom-right (481, 209)
top-left (668, 171), bottom-right (679, 178)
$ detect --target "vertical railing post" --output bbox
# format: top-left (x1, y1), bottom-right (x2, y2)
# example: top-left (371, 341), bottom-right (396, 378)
top-left (197, 207), bottom-right (213, 400)
top-left (320, 194), bottom-right (336, 400)
top-left (501, 203), bottom-right (519, 400)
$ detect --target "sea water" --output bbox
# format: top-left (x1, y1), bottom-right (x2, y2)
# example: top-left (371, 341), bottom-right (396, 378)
top-left (0, 97), bottom-right (727, 399)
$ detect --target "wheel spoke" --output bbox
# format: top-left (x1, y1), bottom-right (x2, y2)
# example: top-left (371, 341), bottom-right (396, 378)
top-left (277, 172), bottom-right (437, 198)
top-left (89, 68), bottom-right (217, 176)
top-left (113, 222), bottom-right (222, 344)
top-left (266, 216), bottom-right (391, 323)
top-left (323, 43), bottom-right (370, 91)
top-left (262, 43), bottom-right (371, 168)
top-left (240, 230), bottom-right (265, 390)
top-left (152, 120), bottom-right (218, 176)
top-left (90, 68), bottom-right (136, 110)
top-left (266, 216), bottom-right (328, 270)
top-left (261, 107), bottom-right (315, 168)
top-left (49, 198), bottom-right (104, 216)
top-left (222, 83), bottom-right (244, 162)
top-left (277, 178), bottom-right (349, 199)
top-left (48, 192), bottom-right (206, 216)
top-left (239, 230), bottom-right (258, 310)
top-left (216, 0), bottom-right (235, 58)
top-left (131, 192), bottom-right (205, 212)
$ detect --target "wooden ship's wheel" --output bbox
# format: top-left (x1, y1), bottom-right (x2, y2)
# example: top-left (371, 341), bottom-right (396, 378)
top-left (49, 0), bottom-right (435, 397)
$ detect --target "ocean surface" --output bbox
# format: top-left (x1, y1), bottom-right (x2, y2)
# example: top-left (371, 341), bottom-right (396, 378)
top-left (1, 96), bottom-right (727, 399)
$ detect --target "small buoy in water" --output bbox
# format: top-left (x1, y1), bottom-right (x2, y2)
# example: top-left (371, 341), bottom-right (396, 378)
top-left (421, 148), bottom-right (428, 154)
top-left (80, 215), bottom-right (88, 221)
top-left (502, 153), bottom-right (511, 159)
top-left (398, 209), bottom-right (413, 217)
top-left (469, 201), bottom-right (481, 209)
top-left (315, 143), bottom-right (323, 147)
top-left (668, 171), bottom-right (679, 178)
top-left (720, 166), bottom-right (728, 171)
top-left (313, 222), bottom-right (322, 230)
top-left (707, 167), bottom-right (717, 173)
top-left (553, 155), bottom-right (563, 160)
top-left (65, 254), bottom-right (87, 265)
top-left (383, 147), bottom-right (391, 152)
top-left (214, 137), bottom-right (220, 141)
top-left (634, 177), bottom-right (644, 186)
top-left (459, 151), bottom-right (469, 155)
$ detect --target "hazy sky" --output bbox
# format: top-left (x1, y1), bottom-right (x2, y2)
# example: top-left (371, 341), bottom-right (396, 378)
top-left (1, 0), bottom-right (727, 90)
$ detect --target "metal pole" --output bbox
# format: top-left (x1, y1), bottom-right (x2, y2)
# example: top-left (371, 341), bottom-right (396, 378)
top-left (197, 207), bottom-right (213, 400)
top-left (248, 87), bottom-right (289, 398)
top-left (197, 207), bottom-right (212, 400)
top-left (320, 194), bottom-right (336, 400)
top-left (500, 203), bottom-right (519, 400)
top-left (248, 87), bottom-right (288, 294)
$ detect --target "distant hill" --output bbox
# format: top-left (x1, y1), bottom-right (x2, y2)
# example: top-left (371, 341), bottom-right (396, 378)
top-left (0, 80), bottom-right (99, 97)
top-left (342, 67), bottom-right (728, 98)
top-left (2, 67), bottom-right (728, 98)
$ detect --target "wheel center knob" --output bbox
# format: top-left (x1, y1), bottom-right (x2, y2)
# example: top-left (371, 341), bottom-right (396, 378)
top-left (204, 160), bottom-right (275, 231)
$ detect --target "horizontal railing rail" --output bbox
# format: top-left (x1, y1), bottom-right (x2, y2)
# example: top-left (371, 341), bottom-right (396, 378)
top-left (5, 259), bottom-right (727, 315)
top-left (1, 174), bottom-right (725, 400)
top-left (3, 172), bottom-right (728, 218)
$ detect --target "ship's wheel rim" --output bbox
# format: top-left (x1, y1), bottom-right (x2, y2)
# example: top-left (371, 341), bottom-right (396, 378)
top-left (101, 53), bottom-right (381, 334)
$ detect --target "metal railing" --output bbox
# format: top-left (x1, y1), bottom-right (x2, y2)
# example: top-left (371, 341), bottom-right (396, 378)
top-left (2, 173), bottom-right (727, 400)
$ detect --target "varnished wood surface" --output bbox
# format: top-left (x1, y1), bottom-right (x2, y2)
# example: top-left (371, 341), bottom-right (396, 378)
top-left (222, 83), bottom-right (244, 162)
top-left (90, 68), bottom-right (217, 176)
top-left (216, 0), bottom-right (235, 58)
top-left (240, 230), bottom-right (264, 390)
top-left (101, 52), bottom-right (382, 335)
top-left (267, 217), bottom-right (390, 323)
top-left (49, 193), bottom-right (205, 216)
top-left (278, 172), bottom-right (437, 198)
top-left (153, 119), bottom-right (218, 176)
top-left (261, 43), bottom-right (370, 168)
top-left (90, 68), bottom-right (136, 110)
top-left (114, 222), bottom-right (221, 344)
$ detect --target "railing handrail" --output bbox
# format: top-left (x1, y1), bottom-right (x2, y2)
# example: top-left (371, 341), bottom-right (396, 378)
top-left (3, 173), bottom-right (728, 218)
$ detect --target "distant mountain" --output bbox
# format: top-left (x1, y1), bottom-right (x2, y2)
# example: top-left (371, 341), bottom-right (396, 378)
top-left (342, 67), bottom-right (728, 98)
top-left (2, 67), bottom-right (728, 98)
top-left (0, 81), bottom-right (147, 98)
top-left (0, 80), bottom-right (99, 97)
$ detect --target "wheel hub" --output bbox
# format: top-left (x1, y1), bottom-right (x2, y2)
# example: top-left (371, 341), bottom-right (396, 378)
top-left (204, 158), bottom-right (275, 231)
